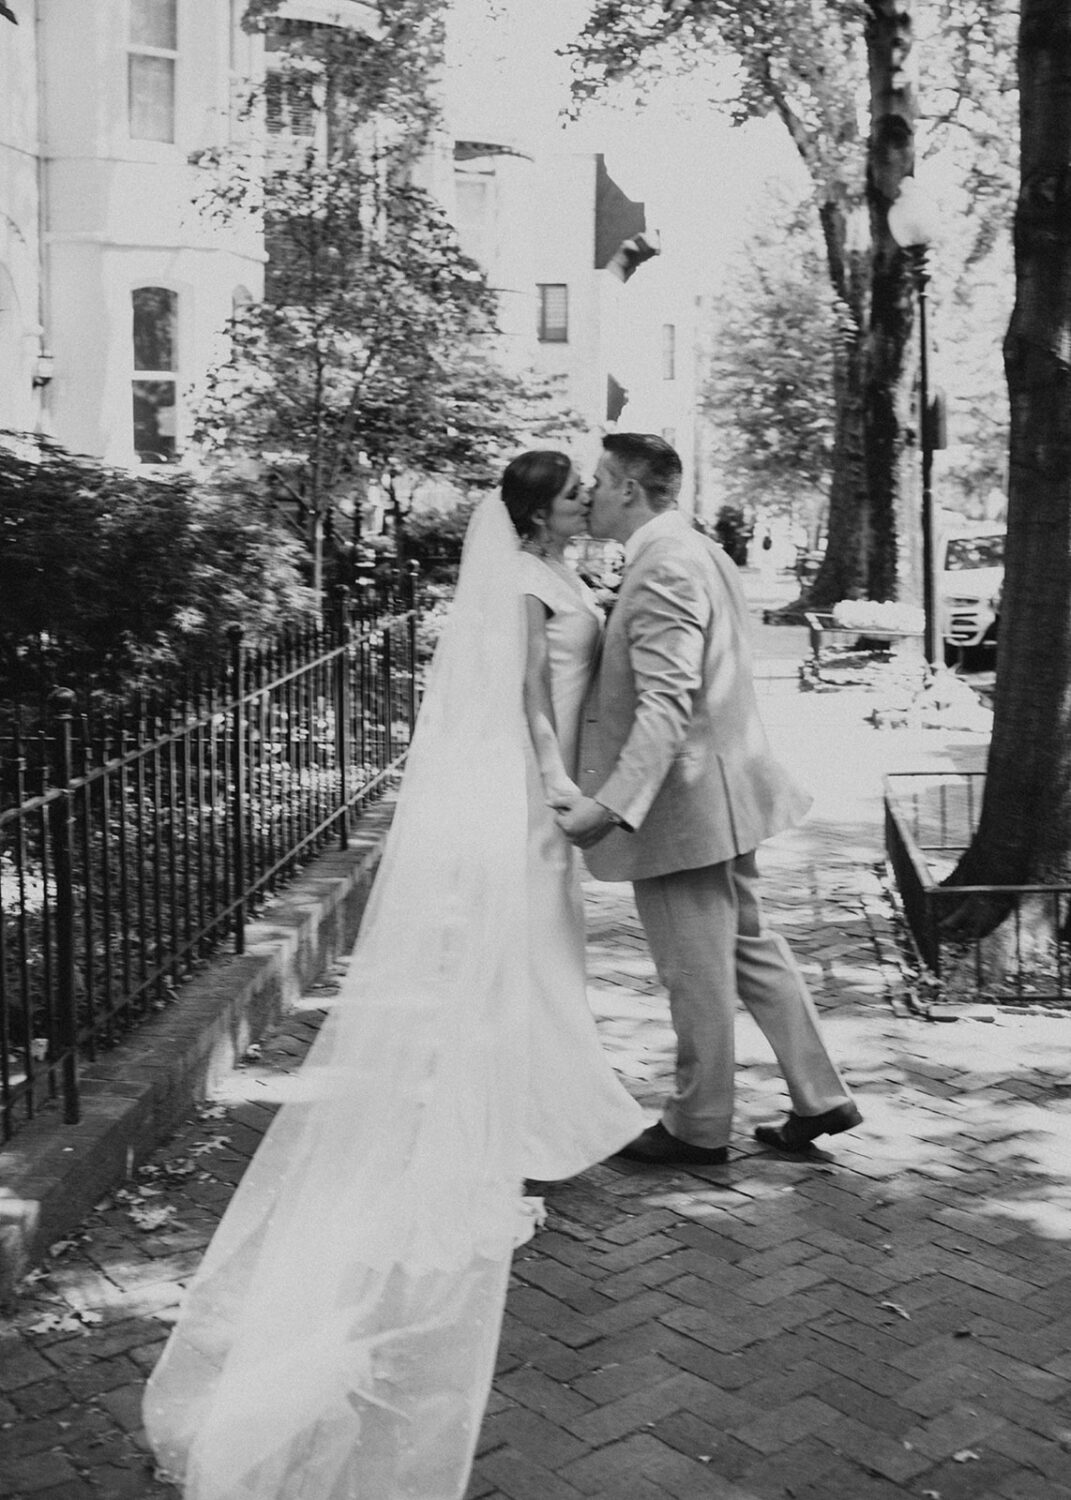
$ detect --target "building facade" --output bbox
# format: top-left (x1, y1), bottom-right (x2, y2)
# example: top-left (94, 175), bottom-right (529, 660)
top-left (448, 133), bottom-right (699, 511)
top-left (0, 0), bottom-right (376, 465)
top-left (2, 1), bottom-right (697, 501)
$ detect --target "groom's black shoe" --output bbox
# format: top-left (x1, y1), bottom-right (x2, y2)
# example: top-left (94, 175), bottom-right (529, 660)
top-left (617, 1121), bottom-right (728, 1166)
top-left (754, 1102), bottom-right (863, 1155)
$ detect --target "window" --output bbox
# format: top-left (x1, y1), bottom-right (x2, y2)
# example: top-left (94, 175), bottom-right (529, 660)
top-left (128, 0), bottom-right (177, 142)
top-left (265, 68), bottom-right (319, 138)
top-left (662, 323), bottom-right (676, 381)
top-left (454, 172), bottom-right (494, 270)
top-left (537, 284), bottom-right (568, 343)
top-left (132, 287), bottom-right (178, 463)
top-left (264, 22), bottom-right (324, 147)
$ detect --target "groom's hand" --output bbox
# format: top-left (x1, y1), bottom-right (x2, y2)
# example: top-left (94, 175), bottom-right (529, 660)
top-left (556, 796), bottom-right (617, 849)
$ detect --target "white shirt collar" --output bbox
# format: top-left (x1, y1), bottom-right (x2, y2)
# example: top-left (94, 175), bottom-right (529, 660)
top-left (622, 508), bottom-right (687, 567)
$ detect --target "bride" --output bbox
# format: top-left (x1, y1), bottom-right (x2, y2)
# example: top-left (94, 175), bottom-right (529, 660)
top-left (142, 451), bottom-right (643, 1499)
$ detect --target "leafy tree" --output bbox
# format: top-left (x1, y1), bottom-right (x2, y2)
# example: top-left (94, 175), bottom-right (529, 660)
top-left (700, 199), bottom-right (837, 539)
top-left (196, 1), bottom-right (582, 604)
top-left (0, 435), bottom-right (313, 701)
top-left (568, 0), bottom-right (1017, 608)
top-left (943, 1), bottom-right (1071, 940)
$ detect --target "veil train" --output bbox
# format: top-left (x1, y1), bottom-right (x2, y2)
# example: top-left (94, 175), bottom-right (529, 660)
top-left (144, 495), bottom-right (541, 1500)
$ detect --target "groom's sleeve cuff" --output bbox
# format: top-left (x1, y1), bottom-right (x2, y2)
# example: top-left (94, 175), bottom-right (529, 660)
top-left (595, 800), bottom-right (632, 832)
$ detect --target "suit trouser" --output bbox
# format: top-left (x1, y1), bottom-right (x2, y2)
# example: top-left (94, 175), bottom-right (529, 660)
top-left (633, 851), bottom-right (853, 1149)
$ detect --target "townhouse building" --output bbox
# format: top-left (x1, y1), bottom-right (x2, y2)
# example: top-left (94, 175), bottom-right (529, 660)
top-left (1, 1), bottom-right (697, 507)
top-left (0, 0), bottom-right (376, 466)
top-left (449, 133), bottom-right (698, 510)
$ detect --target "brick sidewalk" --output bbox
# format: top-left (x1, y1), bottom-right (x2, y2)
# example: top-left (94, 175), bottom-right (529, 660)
top-left (3, 651), bottom-right (1071, 1499)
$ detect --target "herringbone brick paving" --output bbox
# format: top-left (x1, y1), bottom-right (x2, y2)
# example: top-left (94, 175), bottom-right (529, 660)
top-left (2, 628), bottom-right (1071, 1498)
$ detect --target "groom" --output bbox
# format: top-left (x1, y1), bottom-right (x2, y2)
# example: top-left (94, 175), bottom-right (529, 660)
top-left (557, 433), bottom-right (860, 1165)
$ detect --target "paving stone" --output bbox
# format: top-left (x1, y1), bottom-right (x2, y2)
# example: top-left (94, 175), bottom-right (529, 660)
top-left (0, 1451), bottom-right (82, 1494)
top-left (733, 1433), bottom-right (843, 1498)
top-left (817, 1412), bottom-right (935, 1482)
top-left (479, 1406), bottom-right (590, 1469)
top-left (474, 1446), bottom-right (586, 1500)
top-left (496, 1367), bottom-right (595, 1424)
top-left (996, 1473), bottom-right (1071, 1500)
top-left (19, 1485), bottom-right (102, 1500)
top-left (729, 1393), bottom-right (842, 1455)
top-left (915, 1450), bottom-right (1023, 1500)
top-left (0, 1344), bottom-right (59, 1393)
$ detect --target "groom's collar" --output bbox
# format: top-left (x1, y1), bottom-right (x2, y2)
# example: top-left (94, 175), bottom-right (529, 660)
top-left (622, 508), bottom-right (688, 568)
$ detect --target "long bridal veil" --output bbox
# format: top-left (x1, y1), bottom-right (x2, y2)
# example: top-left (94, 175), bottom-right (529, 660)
top-left (144, 495), bottom-right (538, 1500)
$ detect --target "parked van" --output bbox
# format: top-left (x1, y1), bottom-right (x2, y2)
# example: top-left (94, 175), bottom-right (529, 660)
top-left (938, 522), bottom-right (1005, 664)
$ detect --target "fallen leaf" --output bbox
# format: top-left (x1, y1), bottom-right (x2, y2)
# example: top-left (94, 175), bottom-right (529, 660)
top-left (160, 1157), bottom-right (197, 1178)
top-left (879, 1300), bottom-right (912, 1320)
top-left (128, 1203), bottom-right (179, 1232)
top-left (189, 1135), bottom-right (231, 1157)
top-left (28, 1311), bottom-right (83, 1335)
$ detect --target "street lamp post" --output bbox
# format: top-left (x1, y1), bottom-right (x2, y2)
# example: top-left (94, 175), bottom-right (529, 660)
top-left (888, 178), bottom-right (942, 668)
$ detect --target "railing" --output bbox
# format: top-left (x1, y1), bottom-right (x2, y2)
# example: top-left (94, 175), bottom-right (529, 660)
top-left (0, 580), bottom-right (420, 1142)
top-left (884, 770), bottom-right (1071, 1006)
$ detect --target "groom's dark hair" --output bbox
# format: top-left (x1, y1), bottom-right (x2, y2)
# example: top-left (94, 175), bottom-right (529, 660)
top-left (602, 433), bottom-right (682, 510)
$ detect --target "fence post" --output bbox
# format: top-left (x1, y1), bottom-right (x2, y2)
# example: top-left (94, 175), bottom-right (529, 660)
top-left (380, 615), bottom-right (393, 769)
top-left (334, 588), bottom-right (351, 850)
top-left (48, 688), bottom-right (80, 1124)
top-left (228, 626), bottom-right (247, 955)
top-left (407, 560), bottom-right (419, 733)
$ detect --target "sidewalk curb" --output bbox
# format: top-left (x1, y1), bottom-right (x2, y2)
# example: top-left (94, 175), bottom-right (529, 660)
top-left (0, 801), bottom-right (394, 1302)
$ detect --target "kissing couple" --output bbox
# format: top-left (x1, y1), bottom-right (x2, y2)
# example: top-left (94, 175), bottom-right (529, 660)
top-left (144, 433), bottom-right (860, 1500)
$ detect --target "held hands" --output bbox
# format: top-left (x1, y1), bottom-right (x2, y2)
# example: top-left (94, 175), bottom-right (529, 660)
top-left (545, 779), bottom-right (582, 814)
top-left (555, 795), bottom-right (617, 849)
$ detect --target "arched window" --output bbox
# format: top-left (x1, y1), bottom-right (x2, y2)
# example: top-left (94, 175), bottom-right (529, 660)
top-left (132, 287), bottom-right (178, 463)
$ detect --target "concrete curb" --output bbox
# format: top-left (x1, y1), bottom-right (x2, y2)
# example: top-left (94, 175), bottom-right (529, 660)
top-left (0, 800), bottom-right (395, 1301)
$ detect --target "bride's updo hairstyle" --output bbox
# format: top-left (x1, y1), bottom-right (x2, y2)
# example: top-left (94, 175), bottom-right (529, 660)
top-left (501, 450), bottom-right (572, 540)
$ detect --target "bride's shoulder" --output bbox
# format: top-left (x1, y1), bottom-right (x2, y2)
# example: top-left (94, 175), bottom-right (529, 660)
top-left (516, 550), bottom-right (561, 611)
top-left (516, 548), bottom-right (549, 575)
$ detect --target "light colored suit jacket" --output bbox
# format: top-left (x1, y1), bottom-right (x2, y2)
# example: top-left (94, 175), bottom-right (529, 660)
top-left (580, 512), bottom-right (812, 882)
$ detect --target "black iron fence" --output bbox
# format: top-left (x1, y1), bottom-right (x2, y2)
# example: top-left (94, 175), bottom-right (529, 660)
top-left (884, 770), bottom-right (1071, 1005)
top-left (0, 580), bottom-right (420, 1142)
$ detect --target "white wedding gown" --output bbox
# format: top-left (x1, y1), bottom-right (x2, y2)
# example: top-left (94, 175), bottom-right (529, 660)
top-left (143, 499), bottom-right (642, 1500)
top-left (518, 550), bottom-right (644, 1179)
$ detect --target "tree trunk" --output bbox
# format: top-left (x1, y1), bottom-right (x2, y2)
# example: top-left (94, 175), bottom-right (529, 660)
top-left (861, 0), bottom-right (919, 606)
top-left (808, 201), bottom-right (871, 607)
top-left (797, 3), bottom-right (919, 613)
top-left (944, 0), bottom-right (1071, 936)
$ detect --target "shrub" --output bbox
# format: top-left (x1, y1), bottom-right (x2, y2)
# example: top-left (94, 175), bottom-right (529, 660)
top-left (0, 434), bottom-right (315, 701)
